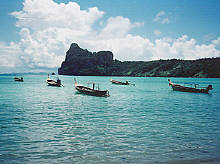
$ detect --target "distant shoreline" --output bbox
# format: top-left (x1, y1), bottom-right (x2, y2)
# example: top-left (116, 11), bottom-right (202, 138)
top-left (1, 73), bottom-right (219, 78)
top-left (59, 74), bottom-right (220, 78)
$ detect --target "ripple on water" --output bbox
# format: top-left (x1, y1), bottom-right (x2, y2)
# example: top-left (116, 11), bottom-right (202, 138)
top-left (0, 76), bottom-right (220, 163)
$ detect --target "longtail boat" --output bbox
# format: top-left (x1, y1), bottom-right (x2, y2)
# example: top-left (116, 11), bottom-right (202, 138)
top-left (14, 77), bottom-right (23, 82)
top-left (74, 79), bottom-right (109, 97)
top-left (110, 79), bottom-right (129, 85)
top-left (168, 79), bottom-right (212, 94)
top-left (46, 75), bottom-right (63, 87)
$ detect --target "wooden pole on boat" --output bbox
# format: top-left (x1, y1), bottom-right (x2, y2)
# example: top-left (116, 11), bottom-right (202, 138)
top-left (168, 79), bottom-right (171, 86)
top-left (74, 78), bottom-right (77, 86)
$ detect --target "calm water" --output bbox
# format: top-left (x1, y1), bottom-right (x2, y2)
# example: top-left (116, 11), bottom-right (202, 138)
top-left (0, 75), bottom-right (220, 163)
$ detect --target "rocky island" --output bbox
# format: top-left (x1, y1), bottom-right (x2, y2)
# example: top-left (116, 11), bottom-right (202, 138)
top-left (58, 43), bottom-right (220, 78)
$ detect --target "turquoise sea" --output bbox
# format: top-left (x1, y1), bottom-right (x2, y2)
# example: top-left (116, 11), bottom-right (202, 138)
top-left (0, 75), bottom-right (220, 163)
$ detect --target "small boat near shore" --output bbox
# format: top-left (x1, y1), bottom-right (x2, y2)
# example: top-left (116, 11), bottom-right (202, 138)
top-left (46, 75), bottom-right (63, 87)
top-left (14, 77), bottom-right (23, 82)
top-left (110, 79), bottom-right (129, 85)
top-left (168, 79), bottom-right (213, 94)
top-left (74, 79), bottom-right (109, 97)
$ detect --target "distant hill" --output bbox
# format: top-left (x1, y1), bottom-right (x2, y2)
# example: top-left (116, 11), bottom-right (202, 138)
top-left (0, 72), bottom-right (49, 76)
top-left (58, 43), bottom-right (220, 78)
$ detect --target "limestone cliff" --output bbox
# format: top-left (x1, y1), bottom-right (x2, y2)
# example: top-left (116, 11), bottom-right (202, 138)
top-left (58, 43), bottom-right (113, 75)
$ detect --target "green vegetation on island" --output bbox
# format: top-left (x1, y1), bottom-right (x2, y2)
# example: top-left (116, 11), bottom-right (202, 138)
top-left (58, 43), bottom-right (220, 78)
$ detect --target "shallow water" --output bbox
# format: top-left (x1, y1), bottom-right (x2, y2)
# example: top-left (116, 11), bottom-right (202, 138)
top-left (0, 75), bottom-right (220, 163)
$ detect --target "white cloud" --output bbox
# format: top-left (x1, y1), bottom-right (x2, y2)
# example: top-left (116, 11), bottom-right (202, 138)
top-left (99, 16), bottom-right (144, 39)
top-left (0, 42), bottom-right (22, 67)
top-left (162, 18), bottom-right (169, 24)
top-left (11, 0), bottom-right (104, 32)
top-left (212, 37), bottom-right (220, 46)
top-left (154, 30), bottom-right (161, 36)
top-left (151, 35), bottom-right (220, 60)
top-left (0, 0), bottom-right (220, 73)
top-left (155, 11), bottom-right (165, 19)
top-left (5, 0), bottom-right (106, 71)
top-left (153, 11), bottom-right (170, 24)
top-left (88, 35), bottom-right (154, 61)
top-left (99, 16), bottom-right (135, 38)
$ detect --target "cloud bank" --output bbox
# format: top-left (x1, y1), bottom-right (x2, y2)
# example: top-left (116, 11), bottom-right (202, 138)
top-left (0, 0), bottom-right (219, 72)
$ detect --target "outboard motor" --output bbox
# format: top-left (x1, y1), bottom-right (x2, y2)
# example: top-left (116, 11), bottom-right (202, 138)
top-left (208, 85), bottom-right (213, 90)
top-left (57, 79), bottom-right (61, 86)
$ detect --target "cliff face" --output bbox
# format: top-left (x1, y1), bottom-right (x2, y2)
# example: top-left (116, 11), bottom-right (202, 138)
top-left (58, 43), bottom-right (113, 75)
top-left (58, 43), bottom-right (220, 77)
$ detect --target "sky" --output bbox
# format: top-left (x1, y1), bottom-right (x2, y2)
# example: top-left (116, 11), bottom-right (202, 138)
top-left (0, 0), bottom-right (220, 73)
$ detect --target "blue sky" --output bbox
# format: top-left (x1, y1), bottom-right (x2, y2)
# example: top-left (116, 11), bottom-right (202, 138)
top-left (71, 0), bottom-right (220, 41)
top-left (0, 0), bottom-right (220, 73)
